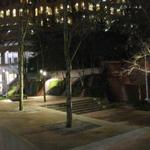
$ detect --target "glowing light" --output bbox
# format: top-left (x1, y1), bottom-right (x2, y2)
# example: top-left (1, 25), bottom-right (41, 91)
top-left (6, 9), bottom-right (10, 16)
top-left (12, 9), bottom-right (16, 17)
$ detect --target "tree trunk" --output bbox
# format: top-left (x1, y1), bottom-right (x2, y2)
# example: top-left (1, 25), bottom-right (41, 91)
top-left (19, 40), bottom-right (24, 111)
top-left (63, 0), bottom-right (72, 128)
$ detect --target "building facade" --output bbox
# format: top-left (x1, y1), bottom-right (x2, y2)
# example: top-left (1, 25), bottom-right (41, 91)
top-left (0, 0), bottom-right (141, 95)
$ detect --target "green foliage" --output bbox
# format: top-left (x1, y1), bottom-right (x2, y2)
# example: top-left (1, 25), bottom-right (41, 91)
top-left (47, 79), bottom-right (65, 96)
top-left (0, 96), bottom-right (8, 100)
top-left (7, 84), bottom-right (18, 97)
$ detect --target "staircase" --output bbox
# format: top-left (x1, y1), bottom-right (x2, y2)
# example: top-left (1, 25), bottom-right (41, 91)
top-left (45, 98), bottom-right (101, 114)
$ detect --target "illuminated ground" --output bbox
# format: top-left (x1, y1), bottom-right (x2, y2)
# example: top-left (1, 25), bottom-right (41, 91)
top-left (0, 96), bottom-right (149, 150)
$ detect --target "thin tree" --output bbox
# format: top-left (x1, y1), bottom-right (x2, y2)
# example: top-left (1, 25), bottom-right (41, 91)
top-left (18, 2), bottom-right (31, 110)
top-left (63, 0), bottom-right (72, 128)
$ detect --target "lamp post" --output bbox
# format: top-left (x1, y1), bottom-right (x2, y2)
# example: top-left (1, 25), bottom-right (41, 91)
top-left (40, 69), bottom-right (47, 102)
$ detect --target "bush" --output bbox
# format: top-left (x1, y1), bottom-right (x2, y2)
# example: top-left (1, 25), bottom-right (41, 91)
top-left (47, 79), bottom-right (65, 96)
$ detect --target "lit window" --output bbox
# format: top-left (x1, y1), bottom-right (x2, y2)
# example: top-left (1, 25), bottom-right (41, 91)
top-left (96, 4), bottom-right (100, 11)
top-left (68, 17), bottom-right (72, 24)
top-left (67, 5), bottom-right (72, 12)
top-left (35, 8), bottom-right (38, 16)
top-left (41, 20), bottom-right (43, 26)
top-left (6, 9), bottom-right (10, 16)
top-left (12, 9), bottom-right (16, 17)
top-left (55, 7), bottom-right (59, 14)
top-left (82, 15), bottom-right (85, 18)
top-left (104, 6), bottom-right (107, 10)
top-left (131, 24), bottom-right (133, 28)
top-left (19, 8), bottom-right (23, 16)
top-left (60, 17), bottom-right (64, 23)
top-left (39, 6), bottom-right (44, 14)
top-left (81, 2), bottom-right (85, 10)
top-left (60, 4), bottom-right (63, 10)
top-left (116, 8), bottom-right (121, 14)
top-left (26, 9), bottom-right (29, 14)
top-left (75, 3), bottom-right (79, 11)
top-left (139, 5), bottom-right (142, 9)
top-left (0, 10), bottom-right (4, 18)
top-left (29, 1), bottom-right (32, 4)
top-left (28, 22), bottom-right (32, 25)
top-left (31, 29), bottom-right (34, 35)
top-left (88, 3), bottom-right (94, 11)
top-left (102, 0), bottom-right (106, 2)
top-left (122, 0), bottom-right (126, 3)
top-left (110, 7), bottom-right (114, 15)
top-left (46, 6), bottom-right (52, 15)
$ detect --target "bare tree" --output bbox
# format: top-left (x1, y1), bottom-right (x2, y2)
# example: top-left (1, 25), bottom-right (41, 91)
top-left (63, 0), bottom-right (72, 128)
top-left (18, 2), bottom-right (33, 110)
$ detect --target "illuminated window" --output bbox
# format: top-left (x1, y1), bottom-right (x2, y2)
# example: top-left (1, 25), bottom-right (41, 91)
top-left (39, 6), bottom-right (44, 14)
top-left (88, 3), bottom-right (94, 11)
top-left (6, 9), bottom-right (10, 16)
top-left (117, 8), bottom-right (120, 13)
top-left (82, 15), bottom-right (85, 18)
top-left (104, 6), bottom-right (107, 10)
top-left (122, 0), bottom-right (126, 3)
top-left (117, 8), bottom-right (121, 14)
top-left (139, 5), bottom-right (142, 9)
top-left (35, 8), bottom-right (38, 16)
top-left (67, 5), bottom-right (72, 12)
top-left (68, 17), bottom-right (72, 24)
top-left (110, 7), bottom-right (114, 14)
top-left (75, 3), bottom-right (79, 11)
top-left (122, 10), bottom-right (125, 15)
top-left (55, 7), bottom-right (59, 14)
top-left (19, 8), bottom-right (23, 16)
top-left (46, 6), bottom-right (52, 15)
top-left (60, 17), bottom-right (64, 23)
top-left (81, 2), bottom-right (85, 10)
top-left (0, 10), bottom-right (4, 18)
top-left (12, 9), bottom-right (16, 17)
top-left (28, 22), bottom-right (32, 25)
top-left (56, 18), bottom-right (59, 23)
top-left (41, 20), bottom-right (43, 26)
top-left (60, 4), bottom-right (63, 10)
top-left (96, 4), bottom-right (100, 11)
top-left (26, 9), bottom-right (29, 14)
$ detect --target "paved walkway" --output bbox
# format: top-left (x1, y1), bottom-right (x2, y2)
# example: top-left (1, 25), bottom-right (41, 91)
top-left (0, 127), bottom-right (39, 150)
top-left (0, 96), bottom-right (149, 150)
top-left (71, 127), bottom-right (150, 150)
